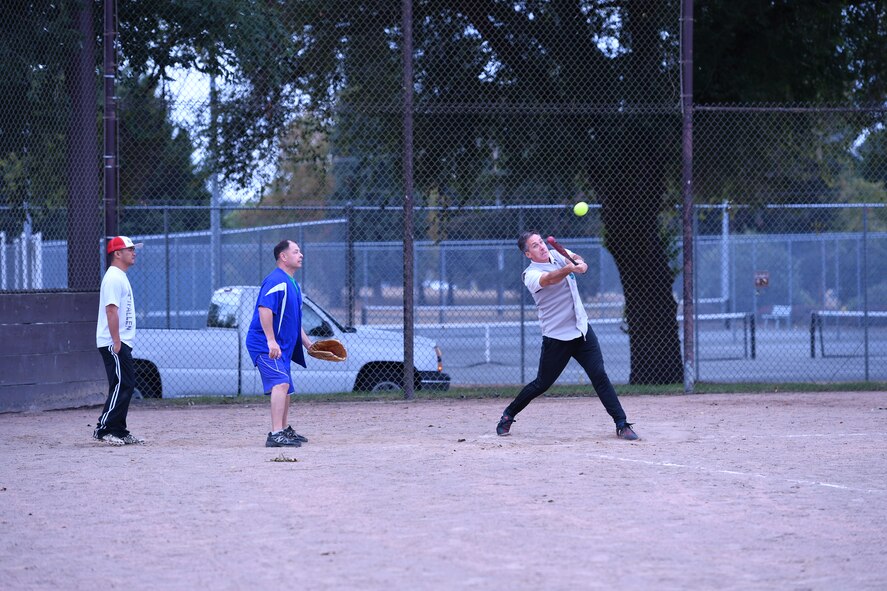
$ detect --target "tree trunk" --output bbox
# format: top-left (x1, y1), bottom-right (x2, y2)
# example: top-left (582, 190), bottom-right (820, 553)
top-left (595, 0), bottom-right (684, 384)
top-left (65, 0), bottom-right (101, 289)
top-left (598, 119), bottom-right (684, 385)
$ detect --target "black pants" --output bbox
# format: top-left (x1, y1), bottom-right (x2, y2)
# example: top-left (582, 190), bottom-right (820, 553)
top-left (504, 325), bottom-right (627, 426)
top-left (95, 344), bottom-right (136, 438)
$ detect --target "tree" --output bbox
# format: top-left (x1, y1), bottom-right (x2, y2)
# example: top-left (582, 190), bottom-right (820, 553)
top-left (227, 115), bottom-right (335, 228)
top-left (117, 76), bottom-right (211, 235)
top-left (858, 126), bottom-right (887, 187)
top-left (0, 1), bottom-right (212, 235)
top-left (693, 0), bottom-right (887, 224)
top-left (311, 1), bottom-right (686, 383)
top-left (6, 1), bottom-right (885, 382)
top-left (0, 1), bottom-right (76, 238)
top-left (114, 0), bottom-right (319, 189)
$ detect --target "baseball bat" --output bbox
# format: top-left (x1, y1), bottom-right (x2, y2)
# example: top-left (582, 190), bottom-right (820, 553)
top-left (545, 235), bottom-right (579, 265)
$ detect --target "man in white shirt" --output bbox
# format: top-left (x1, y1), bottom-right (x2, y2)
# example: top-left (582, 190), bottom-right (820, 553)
top-left (496, 231), bottom-right (638, 440)
top-left (94, 236), bottom-right (145, 446)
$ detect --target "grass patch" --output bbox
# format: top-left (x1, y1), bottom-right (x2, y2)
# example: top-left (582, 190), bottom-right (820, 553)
top-left (132, 380), bottom-right (887, 408)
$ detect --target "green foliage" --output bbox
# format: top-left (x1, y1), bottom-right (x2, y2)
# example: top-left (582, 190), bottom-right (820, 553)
top-left (695, 0), bottom-right (880, 103)
top-left (693, 1), bottom-right (887, 219)
top-left (115, 0), bottom-right (355, 188)
top-left (226, 115), bottom-right (337, 227)
top-left (857, 125), bottom-right (887, 186)
top-left (116, 75), bottom-right (211, 234)
top-left (323, 1), bottom-right (682, 220)
top-left (120, 78), bottom-right (209, 204)
top-left (0, 0), bottom-right (211, 239)
top-left (5, 0), bottom-right (885, 383)
top-left (835, 174), bottom-right (887, 231)
top-left (0, 1), bottom-right (74, 210)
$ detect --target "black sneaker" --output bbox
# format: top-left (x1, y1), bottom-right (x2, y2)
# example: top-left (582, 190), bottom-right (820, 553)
top-left (496, 414), bottom-right (515, 436)
top-left (283, 425), bottom-right (308, 443)
top-left (266, 431), bottom-right (301, 447)
top-left (617, 423), bottom-right (639, 441)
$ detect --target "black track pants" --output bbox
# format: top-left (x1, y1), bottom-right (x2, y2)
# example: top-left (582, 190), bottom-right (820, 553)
top-left (95, 343), bottom-right (136, 438)
top-left (504, 325), bottom-right (627, 425)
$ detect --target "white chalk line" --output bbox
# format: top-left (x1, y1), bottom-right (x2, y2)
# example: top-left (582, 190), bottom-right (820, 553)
top-left (696, 431), bottom-right (887, 440)
top-left (591, 454), bottom-right (885, 494)
top-left (477, 431), bottom-right (887, 442)
top-left (474, 432), bottom-right (885, 493)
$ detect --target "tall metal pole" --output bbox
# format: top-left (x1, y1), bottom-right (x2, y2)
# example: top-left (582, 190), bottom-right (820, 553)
top-left (862, 206), bottom-right (869, 380)
top-left (681, 0), bottom-right (695, 393)
top-left (402, 0), bottom-right (415, 399)
top-left (346, 202), bottom-right (356, 327)
top-left (720, 200), bottom-right (729, 313)
top-left (103, 0), bottom-right (118, 243)
top-left (210, 75), bottom-right (222, 292)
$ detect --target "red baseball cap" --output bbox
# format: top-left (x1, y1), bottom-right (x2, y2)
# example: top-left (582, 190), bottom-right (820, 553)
top-left (106, 235), bottom-right (144, 254)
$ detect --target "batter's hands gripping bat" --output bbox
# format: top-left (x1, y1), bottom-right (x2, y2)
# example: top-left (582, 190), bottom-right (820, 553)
top-left (545, 235), bottom-right (579, 265)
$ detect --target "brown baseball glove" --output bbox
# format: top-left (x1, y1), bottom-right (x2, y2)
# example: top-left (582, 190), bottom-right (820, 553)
top-left (307, 339), bottom-right (347, 362)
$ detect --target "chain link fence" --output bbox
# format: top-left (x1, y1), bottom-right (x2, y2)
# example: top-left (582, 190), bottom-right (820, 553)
top-left (2, 2), bottom-right (885, 396)
top-left (8, 199), bottom-right (884, 394)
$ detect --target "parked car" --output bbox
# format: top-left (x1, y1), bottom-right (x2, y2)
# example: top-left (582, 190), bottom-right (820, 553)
top-left (133, 286), bottom-right (450, 398)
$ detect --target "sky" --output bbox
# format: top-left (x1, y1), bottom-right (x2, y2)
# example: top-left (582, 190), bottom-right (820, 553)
top-left (164, 66), bottom-right (266, 204)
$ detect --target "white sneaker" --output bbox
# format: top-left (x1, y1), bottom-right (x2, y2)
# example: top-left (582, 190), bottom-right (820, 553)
top-left (98, 433), bottom-right (125, 446)
top-left (121, 433), bottom-right (145, 445)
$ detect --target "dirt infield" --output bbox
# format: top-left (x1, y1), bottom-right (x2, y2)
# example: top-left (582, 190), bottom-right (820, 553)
top-left (2, 391), bottom-right (886, 590)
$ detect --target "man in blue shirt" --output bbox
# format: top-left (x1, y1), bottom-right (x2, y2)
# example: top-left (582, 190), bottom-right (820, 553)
top-left (245, 239), bottom-right (314, 447)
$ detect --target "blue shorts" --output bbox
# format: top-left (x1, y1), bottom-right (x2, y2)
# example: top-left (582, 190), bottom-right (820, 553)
top-left (255, 354), bottom-right (295, 395)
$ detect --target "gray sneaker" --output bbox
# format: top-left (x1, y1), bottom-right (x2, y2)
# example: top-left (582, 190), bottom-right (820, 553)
top-left (97, 433), bottom-right (125, 446)
top-left (266, 431), bottom-right (301, 447)
top-left (283, 425), bottom-right (308, 443)
top-left (617, 423), bottom-right (639, 441)
top-left (496, 414), bottom-right (515, 436)
top-left (121, 433), bottom-right (145, 445)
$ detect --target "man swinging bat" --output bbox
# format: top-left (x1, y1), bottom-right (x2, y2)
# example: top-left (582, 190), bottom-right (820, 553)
top-left (496, 231), bottom-right (639, 440)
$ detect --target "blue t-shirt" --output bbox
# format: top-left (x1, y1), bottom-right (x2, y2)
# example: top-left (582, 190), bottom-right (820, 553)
top-left (245, 267), bottom-right (306, 368)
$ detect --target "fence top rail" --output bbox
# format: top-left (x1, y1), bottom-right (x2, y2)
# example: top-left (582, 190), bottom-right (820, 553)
top-left (364, 312), bottom-right (753, 330)
top-left (365, 300), bottom-right (743, 313)
top-left (124, 201), bottom-right (887, 211)
top-left (677, 313), bottom-right (752, 322)
top-left (813, 310), bottom-right (887, 318)
top-left (3, 202), bottom-right (885, 214)
top-left (765, 202), bottom-right (886, 209)
top-left (340, 101), bottom-right (680, 115)
top-left (107, 203), bottom-right (595, 212)
top-left (130, 217), bottom-right (348, 241)
top-left (362, 310), bottom-right (750, 323)
top-left (363, 302), bottom-right (624, 312)
top-left (684, 202), bottom-right (886, 210)
top-left (695, 103), bottom-right (887, 113)
top-left (120, 204), bottom-right (351, 212)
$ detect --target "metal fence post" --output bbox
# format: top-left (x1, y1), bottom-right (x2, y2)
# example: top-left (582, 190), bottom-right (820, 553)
top-left (402, 0), bottom-right (415, 400)
top-left (863, 206), bottom-right (869, 380)
top-left (346, 202), bottom-right (355, 327)
top-left (518, 208), bottom-right (526, 385)
top-left (210, 75), bottom-right (222, 293)
top-left (164, 207), bottom-right (170, 329)
top-left (102, 0), bottom-right (118, 243)
top-left (681, 0), bottom-right (695, 393)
